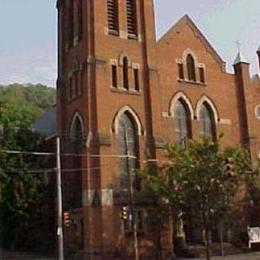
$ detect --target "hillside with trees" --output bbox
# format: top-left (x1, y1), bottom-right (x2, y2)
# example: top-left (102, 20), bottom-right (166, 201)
top-left (0, 83), bottom-right (56, 254)
top-left (0, 83), bottom-right (56, 122)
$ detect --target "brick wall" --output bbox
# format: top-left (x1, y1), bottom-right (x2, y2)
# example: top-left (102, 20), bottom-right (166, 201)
top-left (56, 0), bottom-right (260, 256)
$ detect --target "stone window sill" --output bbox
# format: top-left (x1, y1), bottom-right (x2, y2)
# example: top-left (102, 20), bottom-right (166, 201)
top-left (108, 29), bottom-right (119, 37)
top-left (177, 78), bottom-right (207, 86)
top-left (128, 34), bottom-right (138, 40)
top-left (111, 86), bottom-right (141, 96)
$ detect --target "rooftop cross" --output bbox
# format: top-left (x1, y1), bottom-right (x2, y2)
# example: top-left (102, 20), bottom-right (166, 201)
top-left (236, 40), bottom-right (241, 54)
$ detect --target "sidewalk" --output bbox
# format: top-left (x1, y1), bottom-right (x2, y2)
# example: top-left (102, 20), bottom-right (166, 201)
top-left (179, 251), bottom-right (260, 260)
top-left (0, 249), bottom-right (55, 260)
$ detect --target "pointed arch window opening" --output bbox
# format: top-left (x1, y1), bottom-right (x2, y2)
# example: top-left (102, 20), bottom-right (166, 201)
top-left (174, 99), bottom-right (192, 143)
top-left (69, 115), bottom-right (84, 209)
top-left (71, 116), bottom-right (84, 152)
top-left (187, 54), bottom-right (196, 81)
top-left (68, 59), bottom-right (82, 102)
top-left (118, 112), bottom-right (139, 189)
top-left (200, 103), bottom-right (216, 140)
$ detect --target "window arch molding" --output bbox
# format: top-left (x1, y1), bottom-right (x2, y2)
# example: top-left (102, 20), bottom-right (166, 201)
top-left (118, 52), bottom-right (131, 67)
top-left (72, 58), bottom-right (80, 73)
top-left (169, 92), bottom-right (194, 119)
top-left (112, 105), bottom-right (143, 136)
top-left (69, 111), bottom-right (85, 140)
top-left (182, 49), bottom-right (198, 65)
top-left (195, 96), bottom-right (219, 123)
top-left (68, 58), bottom-right (80, 77)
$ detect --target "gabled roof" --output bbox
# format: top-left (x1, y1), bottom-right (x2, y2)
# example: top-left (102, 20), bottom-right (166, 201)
top-left (158, 15), bottom-right (226, 70)
top-left (32, 106), bottom-right (57, 137)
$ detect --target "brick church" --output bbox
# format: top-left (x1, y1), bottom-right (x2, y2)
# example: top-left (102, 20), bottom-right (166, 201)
top-left (56, 0), bottom-right (260, 257)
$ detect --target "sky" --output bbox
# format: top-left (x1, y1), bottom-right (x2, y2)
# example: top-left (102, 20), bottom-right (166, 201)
top-left (0, 0), bottom-right (259, 87)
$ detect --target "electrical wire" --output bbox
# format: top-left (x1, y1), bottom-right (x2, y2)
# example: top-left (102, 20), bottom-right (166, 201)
top-left (5, 166), bottom-right (107, 174)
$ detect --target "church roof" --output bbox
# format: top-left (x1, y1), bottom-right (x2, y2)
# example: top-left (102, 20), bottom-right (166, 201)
top-left (32, 106), bottom-right (57, 138)
top-left (233, 52), bottom-right (250, 65)
top-left (158, 15), bottom-right (226, 70)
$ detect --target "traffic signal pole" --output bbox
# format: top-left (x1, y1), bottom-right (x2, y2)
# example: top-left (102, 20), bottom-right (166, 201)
top-left (56, 137), bottom-right (64, 260)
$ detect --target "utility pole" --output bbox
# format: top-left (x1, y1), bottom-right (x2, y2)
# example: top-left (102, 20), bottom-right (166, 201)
top-left (56, 137), bottom-right (64, 260)
top-left (125, 129), bottom-right (139, 260)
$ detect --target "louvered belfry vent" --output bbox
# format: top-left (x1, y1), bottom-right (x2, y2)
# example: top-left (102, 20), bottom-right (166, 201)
top-left (126, 0), bottom-right (137, 36)
top-left (107, 0), bottom-right (119, 33)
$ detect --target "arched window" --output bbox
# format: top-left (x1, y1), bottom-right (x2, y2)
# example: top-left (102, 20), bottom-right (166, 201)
top-left (69, 115), bottom-right (84, 208)
top-left (71, 116), bottom-right (83, 150)
top-left (118, 112), bottom-right (139, 189)
top-left (174, 99), bottom-right (192, 143)
top-left (187, 54), bottom-right (196, 81)
top-left (123, 57), bottom-right (129, 90)
top-left (200, 103), bottom-right (216, 140)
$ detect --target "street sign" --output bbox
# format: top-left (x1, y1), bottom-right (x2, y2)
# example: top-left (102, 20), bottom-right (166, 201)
top-left (247, 226), bottom-right (260, 248)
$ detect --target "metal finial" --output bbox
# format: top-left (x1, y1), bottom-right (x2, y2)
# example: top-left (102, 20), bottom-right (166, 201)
top-left (236, 40), bottom-right (241, 53)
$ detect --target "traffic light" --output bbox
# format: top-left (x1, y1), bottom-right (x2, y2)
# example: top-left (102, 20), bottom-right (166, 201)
top-left (121, 206), bottom-right (128, 220)
top-left (225, 157), bottom-right (235, 177)
top-left (63, 211), bottom-right (71, 227)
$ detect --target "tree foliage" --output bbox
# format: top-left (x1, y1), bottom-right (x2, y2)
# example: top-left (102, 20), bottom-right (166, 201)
top-left (140, 138), bottom-right (251, 259)
top-left (0, 95), bottom-right (52, 250)
top-left (0, 83), bottom-right (56, 122)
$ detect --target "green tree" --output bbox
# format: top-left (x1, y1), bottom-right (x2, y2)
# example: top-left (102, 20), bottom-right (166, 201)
top-left (0, 83), bottom-right (56, 122)
top-left (0, 103), bottom-right (48, 250)
top-left (140, 138), bottom-right (251, 260)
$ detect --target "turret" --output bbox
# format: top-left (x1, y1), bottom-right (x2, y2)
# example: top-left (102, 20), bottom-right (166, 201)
top-left (233, 51), bottom-right (250, 146)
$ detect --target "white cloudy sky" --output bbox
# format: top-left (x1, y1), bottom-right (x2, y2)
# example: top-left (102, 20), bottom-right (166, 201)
top-left (0, 0), bottom-right (259, 87)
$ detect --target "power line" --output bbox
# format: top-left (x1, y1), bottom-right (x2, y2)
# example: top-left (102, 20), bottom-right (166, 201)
top-left (4, 166), bottom-right (108, 174)
top-left (0, 150), bottom-right (55, 156)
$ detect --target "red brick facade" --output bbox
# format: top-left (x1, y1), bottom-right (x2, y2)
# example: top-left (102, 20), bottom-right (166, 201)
top-left (56, 0), bottom-right (260, 257)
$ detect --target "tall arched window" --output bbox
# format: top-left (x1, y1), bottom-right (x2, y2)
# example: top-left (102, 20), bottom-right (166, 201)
top-left (118, 112), bottom-right (139, 189)
top-left (72, 116), bottom-right (83, 150)
top-left (174, 99), bottom-right (192, 143)
top-left (123, 57), bottom-right (129, 90)
top-left (200, 103), bottom-right (216, 140)
top-left (187, 54), bottom-right (196, 81)
top-left (69, 115), bottom-right (84, 208)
